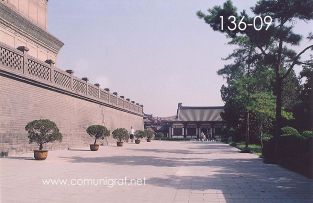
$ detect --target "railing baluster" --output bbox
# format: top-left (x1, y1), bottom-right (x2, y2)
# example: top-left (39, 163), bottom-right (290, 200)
top-left (23, 52), bottom-right (28, 75)
top-left (0, 42), bottom-right (143, 116)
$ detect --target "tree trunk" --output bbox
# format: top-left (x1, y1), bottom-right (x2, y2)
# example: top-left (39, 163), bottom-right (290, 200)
top-left (94, 138), bottom-right (97, 145)
top-left (274, 77), bottom-right (282, 160)
top-left (245, 46), bottom-right (252, 150)
top-left (245, 111), bottom-right (250, 149)
top-left (39, 143), bottom-right (43, 150)
top-left (259, 123), bottom-right (263, 149)
top-left (273, 35), bottom-right (284, 161)
top-left (272, 27), bottom-right (284, 161)
top-left (275, 77), bottom-right (282, 140)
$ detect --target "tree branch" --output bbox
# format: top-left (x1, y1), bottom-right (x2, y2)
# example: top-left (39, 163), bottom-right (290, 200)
top-left (257, 45), bottom-right (267, 56)
top-left (296, 61), bottom-right (313, 66)
top-left (282, 45), bottom-right (313, 80)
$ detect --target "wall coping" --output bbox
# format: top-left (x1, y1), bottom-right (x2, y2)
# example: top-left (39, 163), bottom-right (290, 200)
top-left (0, 42), bottom-right (144, 117)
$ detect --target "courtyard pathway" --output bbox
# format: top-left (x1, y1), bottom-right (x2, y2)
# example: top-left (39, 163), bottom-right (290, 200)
top-left (1, 141), bottom-right (312, 203)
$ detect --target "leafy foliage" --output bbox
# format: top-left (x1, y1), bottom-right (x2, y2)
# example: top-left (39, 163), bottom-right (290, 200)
top-left (86, 125), bottom-right (110, 145)
top-left (231, 142), bottom-right (262, 156)
top-left (112, 128), bottom-right (129, 142)
top-left (198, 0), bottom-right (313, 145)
top-left (134, 130), bottom-right (145, 140)
top-left (293, 62), bottom-right (312, 131)
top-left (134, 129), bottom-right (154, 140)
top-left (155, 132), bottom-right (165, 140)
top-left (25, 119), bottom-right (62, 150)
top-left (260, 133), bottom-right (273, 142)
top-left (281, 126), bottom-right (301, 136)
top-left (145, 128), bottom-right (155, 139)
top-left (301, 131), bottom-right (313, 137)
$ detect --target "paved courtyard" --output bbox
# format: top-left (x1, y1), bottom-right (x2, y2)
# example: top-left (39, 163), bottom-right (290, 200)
top-left (1, 141), bottom-right (312, 203)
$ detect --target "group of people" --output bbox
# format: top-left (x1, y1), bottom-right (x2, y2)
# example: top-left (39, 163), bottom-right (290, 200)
top-left (199, 131), bottom-right (215, 142)
top-left (129, 126), bottom-right (214, 142)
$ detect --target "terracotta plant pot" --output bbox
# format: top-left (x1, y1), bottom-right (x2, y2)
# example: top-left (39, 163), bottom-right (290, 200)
top-left (90, 144), bottom-right (99, 151)
top-left (135, 140), bottom-right (140, 144)
top-left (117, 141), bottom-right (123, 147)
top-left (34, 150), bottom-right (48, 160)
top-left (147, 138), bottom-right (151, 142)
top-left (0, 151), bottom-right (8, 157)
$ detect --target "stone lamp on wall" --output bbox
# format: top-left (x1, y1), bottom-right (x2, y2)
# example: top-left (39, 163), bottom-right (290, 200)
top-left (17, 46), bottom-right (29, 53)
top-left (45, 59), bottom-right (55, 65)
top-left (65, 69), bottom-right (74, 74)
top-left (82, 77), bottom-right (89, 82)
top-left (113, 92), bottom-right (118, 96)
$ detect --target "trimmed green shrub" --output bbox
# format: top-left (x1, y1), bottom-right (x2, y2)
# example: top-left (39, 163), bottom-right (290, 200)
top-left (302, 131), bottom-right (313, 138)
top-left (281, 126), bottom-right (300, 136)
top-left (134, 130), bottom-right (145, 140)
top-left (112, 128), bottom-right (129, 142)
top-left (145, 128), bottom-right (155, 140)
top-left (261, 133), bottom-right (273, 142)
top-left (25, 119), bottom-right (62, 150)
top-left (86, 125), bottom-right (110, 145)
top-left (155, 132), bottom-right (165, 140)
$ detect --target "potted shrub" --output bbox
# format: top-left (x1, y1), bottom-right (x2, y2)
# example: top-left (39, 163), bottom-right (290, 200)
top-left (146, 129), bottom-right (155, 142)
top-left (155, 132), bottom-right (165, 140)
top-left (112, 128), bottom-right (129, 147)
top-left (25, 119), bottom-right (62, 160)
top-left (134, 130), bottom-right (145, 144)
top-left (86, 125), bottom-right (110, 151)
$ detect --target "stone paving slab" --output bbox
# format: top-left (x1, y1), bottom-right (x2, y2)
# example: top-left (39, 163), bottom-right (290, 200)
top-left (1, 141), bottom-right (312, 203)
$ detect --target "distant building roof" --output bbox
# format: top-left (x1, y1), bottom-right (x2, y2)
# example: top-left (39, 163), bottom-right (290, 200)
top-left (159, 115), bottom-right (177, 121)
top-left (177, 104), bottom-right (224, 122)
top-left (144, 104), bottom-right (224, 125)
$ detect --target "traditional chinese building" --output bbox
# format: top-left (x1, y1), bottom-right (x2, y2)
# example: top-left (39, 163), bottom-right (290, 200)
top-left (168, 103), bottom-right (225, 139)
top-left (144, 103), bottom-right (225, 139)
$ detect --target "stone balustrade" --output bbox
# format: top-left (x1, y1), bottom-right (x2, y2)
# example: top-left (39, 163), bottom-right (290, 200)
top-left (0, 42), bottom-right (144, 116)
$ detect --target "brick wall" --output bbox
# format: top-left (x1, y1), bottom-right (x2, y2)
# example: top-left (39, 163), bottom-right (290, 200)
top-left (0, 75), bottom-right (144, 155)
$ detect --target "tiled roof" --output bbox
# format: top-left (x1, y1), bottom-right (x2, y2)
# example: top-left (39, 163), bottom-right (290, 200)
top-left (177, 106), bottom-right (224, 122)
top-left (160, 115), bottom-right (177, 121)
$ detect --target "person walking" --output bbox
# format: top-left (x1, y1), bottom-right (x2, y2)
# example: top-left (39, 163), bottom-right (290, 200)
top-left (130, 126), bottom-right (135, 143)
top-left (200, 131), bottom-right (205, 142)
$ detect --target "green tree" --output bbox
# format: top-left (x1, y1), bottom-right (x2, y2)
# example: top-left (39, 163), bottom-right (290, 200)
top-left (86, 125), bottom-right (110, 145)
top-left (249, 92), bottom-right (292, 142)
top-left (112, 128), bottom-right (129, 142)
top-left (145, 128), bottom-right (155, 140)
top-left (198, 0), bottom-right (313, 152)
top-left (293, 59), bottom-right (313, 130)
top-left (134, 130), bottom-right (145, 140)
top-left (25, 119), bottom-right (62, 150)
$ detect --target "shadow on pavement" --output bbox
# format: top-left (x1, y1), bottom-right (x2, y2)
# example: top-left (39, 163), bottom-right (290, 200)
top-left (59, 142), bottom-right (313, 202)
top-left (146, 158), bottom-right (313, 202)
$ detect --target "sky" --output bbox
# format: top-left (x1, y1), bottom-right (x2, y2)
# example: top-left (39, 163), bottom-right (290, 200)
top-left (48, 0), bottom-right (313, 117)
